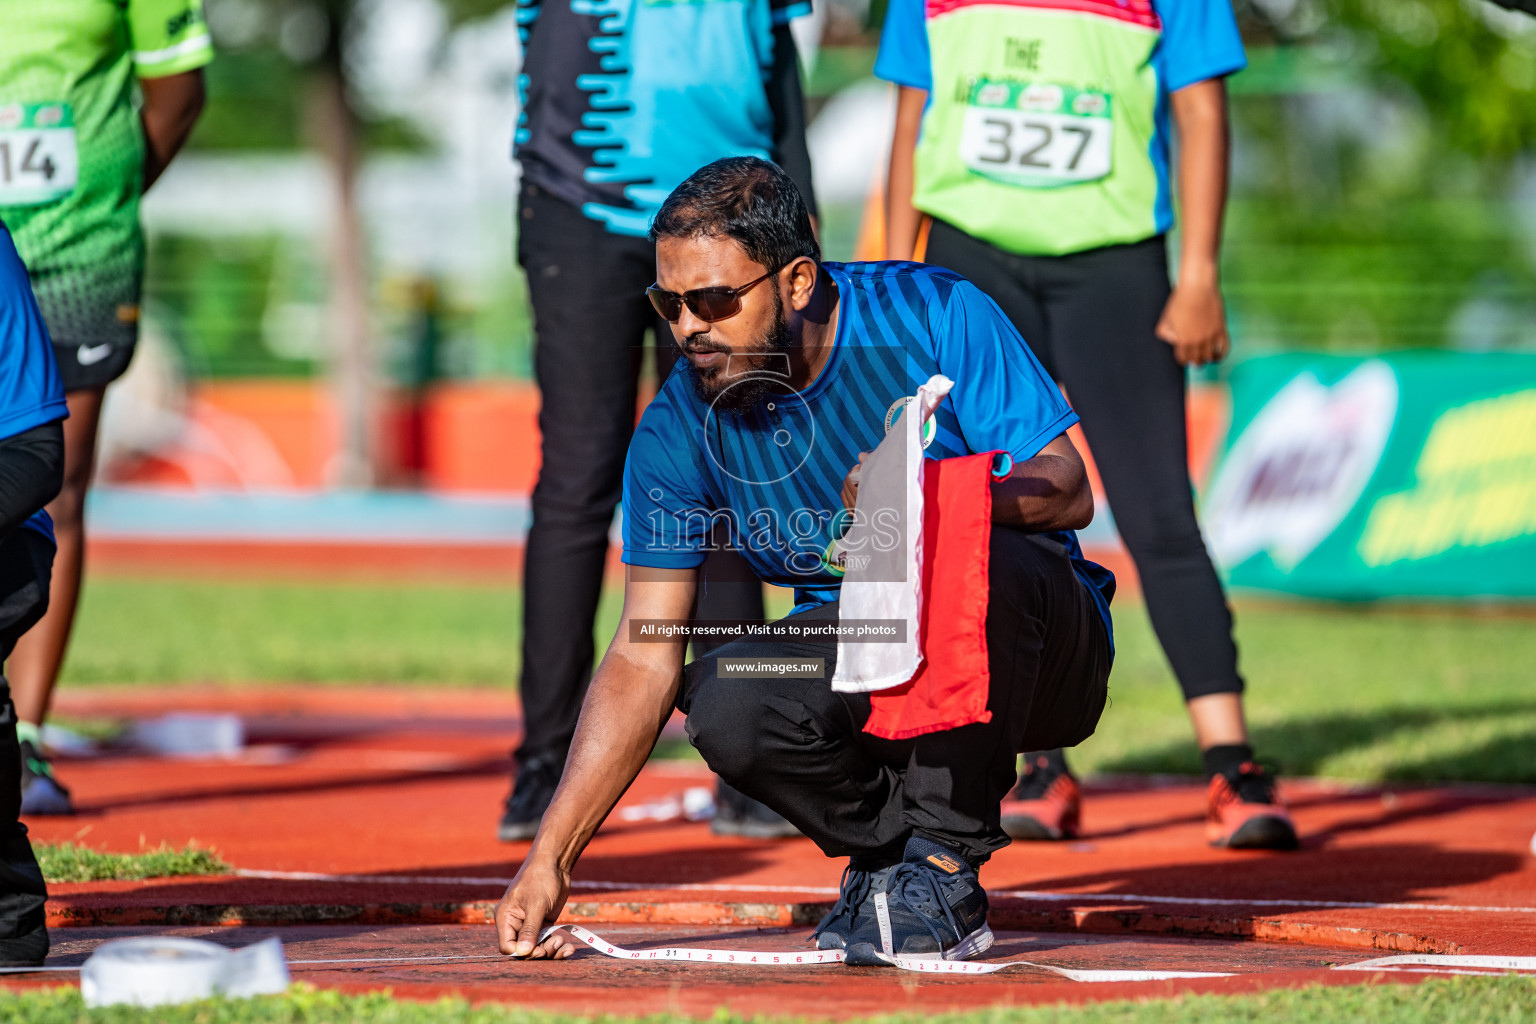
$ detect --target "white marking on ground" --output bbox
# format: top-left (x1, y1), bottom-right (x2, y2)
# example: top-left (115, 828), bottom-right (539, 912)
top-left (230, 869), bottom-right (1536, 914)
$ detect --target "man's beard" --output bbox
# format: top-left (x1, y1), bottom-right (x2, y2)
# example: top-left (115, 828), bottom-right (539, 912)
top-left (683, 288), bottom-right (794, 413)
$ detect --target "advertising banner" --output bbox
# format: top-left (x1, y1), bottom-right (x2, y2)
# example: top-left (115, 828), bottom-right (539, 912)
top-left (1203, 352), bottom-right (1536, 600)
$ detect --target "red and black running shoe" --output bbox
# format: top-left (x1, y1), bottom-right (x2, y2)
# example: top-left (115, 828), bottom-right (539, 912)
top-left (1000, 756), bottom-right (1081, 841)
top-left (1206, 762), bottom-right (1299, 850)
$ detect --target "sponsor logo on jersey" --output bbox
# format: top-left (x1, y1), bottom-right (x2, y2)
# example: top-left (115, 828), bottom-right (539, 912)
top-left (77, 343), bottom-right (113, 366)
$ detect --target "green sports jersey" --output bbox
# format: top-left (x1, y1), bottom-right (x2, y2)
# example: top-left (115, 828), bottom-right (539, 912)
top-left (875, 0), bottom-right (1247, 257)
top-left (0, 0), bottom-right (212, 348)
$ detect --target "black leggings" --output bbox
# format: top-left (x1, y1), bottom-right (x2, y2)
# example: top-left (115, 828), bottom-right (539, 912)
top-left (923, 224), bottom-right (1241, 701)
top-left (0, 528), bottom-right (52, 946)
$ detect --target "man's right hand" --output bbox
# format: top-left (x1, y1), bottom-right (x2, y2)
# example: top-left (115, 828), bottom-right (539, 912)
top-left (496, 858), bottom-right (576, 959)
top-left (488, 566), bottom-right (697, 959)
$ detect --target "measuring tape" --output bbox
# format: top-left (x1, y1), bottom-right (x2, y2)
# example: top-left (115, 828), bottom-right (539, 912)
top-left (539, 924), bottom-right (1233, 981)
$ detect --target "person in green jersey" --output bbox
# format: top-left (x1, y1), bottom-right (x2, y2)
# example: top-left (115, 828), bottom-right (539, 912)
top-left (878, 0), bottom-right (1299, 850)
top-left (0, 0), bottom-right (212, 814)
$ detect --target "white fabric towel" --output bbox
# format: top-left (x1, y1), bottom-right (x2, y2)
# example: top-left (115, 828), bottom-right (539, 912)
top-left (830, 374), bottom-right (954, 693)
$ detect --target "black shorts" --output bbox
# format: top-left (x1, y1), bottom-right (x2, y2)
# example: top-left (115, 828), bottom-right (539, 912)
top-left (52, 337), bottom-right (135, 393)
top-left (0, 527), bottom-right (52, 658)
top-left (32, 267), bottom-right (141, 392)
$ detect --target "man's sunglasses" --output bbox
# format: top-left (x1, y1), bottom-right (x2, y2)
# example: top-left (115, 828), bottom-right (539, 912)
top-left (647, 266), bottom-right (781, 324)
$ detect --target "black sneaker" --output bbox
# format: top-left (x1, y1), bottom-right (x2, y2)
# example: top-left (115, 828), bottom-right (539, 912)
top-left (0, 920), bottom-right (48, 969)
top-left (0, 927), bottom-right (48, 970)
top-left (811, 861), bottom-right (897, 950)
top-left (497, 752), bottom-right (562, 842)
top-left (19, 740), bottom-right (73, 816)
top-left (844, 836), bottom-right (992, 965)
top-left (711, 781), bottom-right (799, 839)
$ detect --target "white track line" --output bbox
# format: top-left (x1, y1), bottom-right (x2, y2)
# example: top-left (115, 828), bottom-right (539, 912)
top-left (990, 889), bottom-right (1536, 916)
top-left (8, 940), bottom-right (1536, 981)
top-left (543, 924), bottom-right (1231, 980)
top-left (1337, 954), bottom-right (1536, 974)
top-left (231, 870), bottom-right (1536, 916)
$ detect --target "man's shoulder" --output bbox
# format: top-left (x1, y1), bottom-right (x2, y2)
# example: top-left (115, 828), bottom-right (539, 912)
top-left (828, 260), bottom-right (969, 309)
top-left (633, 371), bottom-right (706, 459)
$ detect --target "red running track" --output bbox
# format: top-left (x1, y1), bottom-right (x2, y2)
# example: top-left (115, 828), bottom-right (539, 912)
top-left (5, 686), bottom-right (1534, 1014)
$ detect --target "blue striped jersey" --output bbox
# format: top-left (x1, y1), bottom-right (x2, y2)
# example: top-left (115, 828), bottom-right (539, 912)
top-left (622, 260), bottom-right (1113, 637)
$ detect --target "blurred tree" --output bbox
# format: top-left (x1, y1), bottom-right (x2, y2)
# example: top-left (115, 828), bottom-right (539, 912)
top-left (194, 0), bottom-right (509, 484)
top-left (1206, 1), bottom-right (1536, 356)
top-left (1242, 0), bottom-right (1536, 167)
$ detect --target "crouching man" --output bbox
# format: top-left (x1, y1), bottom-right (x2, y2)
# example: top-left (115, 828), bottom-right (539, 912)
top-left (494, 157), bottom-right (1115, 965)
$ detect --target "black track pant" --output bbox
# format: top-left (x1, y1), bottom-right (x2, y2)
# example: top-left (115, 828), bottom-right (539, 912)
top-left (516, 186), bottom-right (764, 766)
top-left (0, 527), bottom-right (52, 952)
top-left (923, 225), bottom-right (1241, 700)
top-left (678, 528), bottom-right (1110, 865)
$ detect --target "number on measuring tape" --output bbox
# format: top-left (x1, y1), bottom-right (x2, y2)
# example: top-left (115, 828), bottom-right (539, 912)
top-left (958, 82), bottom-right (1112, 188)
top-left (0, 104), bottom-right (78, 206)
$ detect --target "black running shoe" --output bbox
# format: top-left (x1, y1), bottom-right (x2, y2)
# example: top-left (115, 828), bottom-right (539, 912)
top-left (844, 836), bottom-right (992, 965)
top-left (497, 752), bottom-right (562, 842)
top-left (811, 861), bottom-right (897, 951)
top-left (19, 740), bottom-right (73, 816)
top-left (711, 780), bottom-right (800, 839)
top-left (0, 919), bottom-right (48, 969)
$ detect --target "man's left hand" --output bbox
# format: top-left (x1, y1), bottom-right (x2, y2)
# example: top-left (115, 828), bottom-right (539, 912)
top-left (841, 452), bottom-right (870, 511)
top-left (1155, 280), bottom-right (1230, 367)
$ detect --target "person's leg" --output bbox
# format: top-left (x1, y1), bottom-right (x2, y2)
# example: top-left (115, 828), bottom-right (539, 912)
top-left (1037, 238), bottom-right (1295, 849)
top-left (922, 221), bottom-right (1085, 837)
top-left (682, 530), bottom-right (1110, 959)
top-left (0, 528), bottom-right (55, 965)
top-left (7, 388), bottom-right (104, 815)
top-left (650, 316), bottom-right (783, 835)
top-left (679, 604), bottom-right (906, 860)
top-left (504, 187), bottom-right (654, 840)
top-left (843, 528), bottom-right (1109, 963)
top-left (896, 528), bottom-right (1110, 863)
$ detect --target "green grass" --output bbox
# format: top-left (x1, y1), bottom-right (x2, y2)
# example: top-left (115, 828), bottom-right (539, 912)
top-left (1071, 601), bottom-right (1536, 785)
top-left (2, 976), bottom-right (1534, 1023)
top-left (59, 576), bottom-right (1536, 784)
top-left (33, 841), bottom-right (230, 883)
top-left (61, 579), bottom-right (552, 687)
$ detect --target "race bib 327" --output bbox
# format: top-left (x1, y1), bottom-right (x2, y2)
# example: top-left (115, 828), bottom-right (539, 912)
top-left (958, 81), bottom-right (1113, 189)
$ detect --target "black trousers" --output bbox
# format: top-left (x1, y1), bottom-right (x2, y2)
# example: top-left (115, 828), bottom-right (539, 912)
top-left (678, 528), bottom-right (1110, 865)
top-left (923, 225), bottom-right (1241, 700)
top-left (516, 187), bottom-right (764, 766)
top-left (0, 528), bottom-right (52, 950)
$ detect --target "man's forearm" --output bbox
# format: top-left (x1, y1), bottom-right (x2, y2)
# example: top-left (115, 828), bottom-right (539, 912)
top-left (990, 436), bottom-right (1092, 531)
top-left (1170, 79), bottom-right (1230, 288)
top-left (523, 647), bottom-right (680, 875)
top-left (885, 86), bottom-right (926, 260)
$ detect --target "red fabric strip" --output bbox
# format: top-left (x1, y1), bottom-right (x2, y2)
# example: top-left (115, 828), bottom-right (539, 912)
top-left (864, 452), bottom-right (997, 741)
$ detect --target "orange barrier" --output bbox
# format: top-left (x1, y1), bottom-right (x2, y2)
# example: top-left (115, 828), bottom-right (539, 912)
top-left (112, 379), bottom-right (1228, 497)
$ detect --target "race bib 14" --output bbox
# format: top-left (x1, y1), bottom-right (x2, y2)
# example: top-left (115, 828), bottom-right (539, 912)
top-left (0, 103), bottom-right (78, 206)
top-left (958, 81), bottom-right (1112, 189)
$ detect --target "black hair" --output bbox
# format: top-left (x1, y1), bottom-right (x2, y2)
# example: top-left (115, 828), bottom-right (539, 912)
top-left (650, 157), bottom-right (820, 270)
